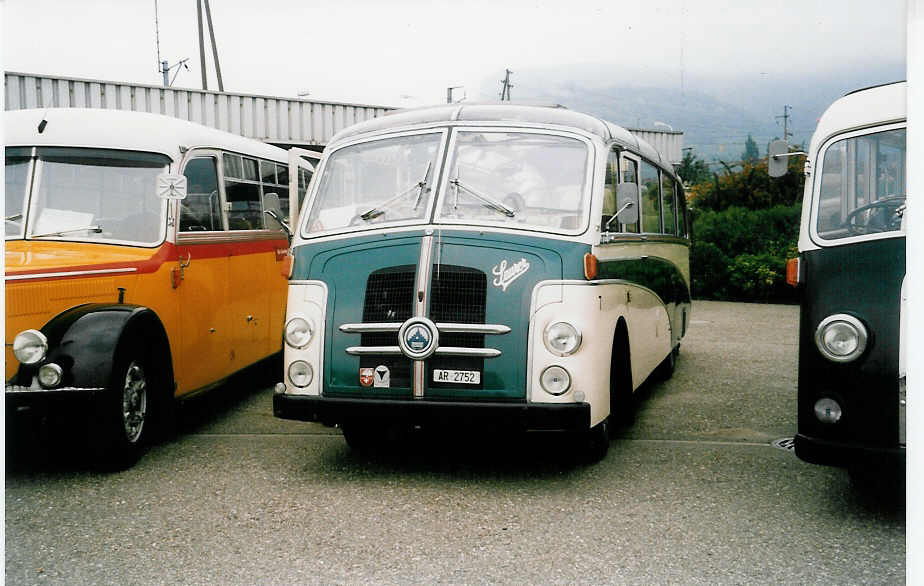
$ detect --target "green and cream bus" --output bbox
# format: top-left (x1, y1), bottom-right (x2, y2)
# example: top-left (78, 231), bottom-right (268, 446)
top-left (273, 104), bottom-right (691, 460)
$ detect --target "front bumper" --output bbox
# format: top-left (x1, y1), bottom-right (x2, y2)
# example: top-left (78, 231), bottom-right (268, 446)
top-left (6, 383), bottom-right (106, 413)
top-left (794, 433), bottom-right (905, 468)
top-left (274, 393), bottom-right (590, 431)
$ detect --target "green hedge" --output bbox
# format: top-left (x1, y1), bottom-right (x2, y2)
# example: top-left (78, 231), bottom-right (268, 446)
top-left (691, 205), bottom-right (800, 302)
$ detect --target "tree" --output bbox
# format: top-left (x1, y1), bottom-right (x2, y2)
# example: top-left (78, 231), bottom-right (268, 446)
top-left (741, 134), bottom-right (760, 163)
top-left (677, 149), bottom-right (711, 186)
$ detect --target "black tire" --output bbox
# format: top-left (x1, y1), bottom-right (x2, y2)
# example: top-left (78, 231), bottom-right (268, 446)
top-left (848, 463), bottom-right (905, 500)
top-left (92, 344), bottom-right (156, 470)
top-left (609, 328), bottom-right (635, 427)
top-left (580, 418), bottom-right (610, 463)
top-left (340, 421), bottom-right (384, 454)
top-left (654, 344), bottom-right (679, 382)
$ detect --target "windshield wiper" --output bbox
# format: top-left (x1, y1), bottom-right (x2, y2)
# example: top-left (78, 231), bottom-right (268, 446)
top-left (5, 213), bottom-right (23, 222)
top-left (31, 225), bottom-right (102, 238)
top-left (449, 177), bottom-right (516, 218)
top-left (359, 162), bottom-right (432, 221)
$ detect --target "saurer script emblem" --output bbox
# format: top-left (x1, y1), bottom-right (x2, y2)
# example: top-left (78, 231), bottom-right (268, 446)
top-left (492, 258), bottom-right (530, 292)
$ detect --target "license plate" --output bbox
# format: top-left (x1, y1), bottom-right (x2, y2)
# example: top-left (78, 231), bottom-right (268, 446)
top-left (432, 369), bottom-right (481, 384)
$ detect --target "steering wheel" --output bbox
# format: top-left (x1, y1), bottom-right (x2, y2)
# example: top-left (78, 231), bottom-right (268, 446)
top-left (843, 196), bottom-right (905, 235)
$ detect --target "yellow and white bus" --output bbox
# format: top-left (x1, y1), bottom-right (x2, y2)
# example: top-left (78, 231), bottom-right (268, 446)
top-left (5, 108), bottom-right (316, 467)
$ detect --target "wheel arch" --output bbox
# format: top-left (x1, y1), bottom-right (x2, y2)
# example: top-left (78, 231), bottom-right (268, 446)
top-left (17, 303), bottom-right (175, 395)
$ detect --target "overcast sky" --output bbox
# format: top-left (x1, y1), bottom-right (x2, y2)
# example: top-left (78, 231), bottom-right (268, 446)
top-left (1, 0), bottom-right (908, 108)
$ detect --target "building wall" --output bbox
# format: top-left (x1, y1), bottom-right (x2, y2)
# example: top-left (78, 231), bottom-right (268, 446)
top-left (627, 128), bottom-right (684, 167)
top-left (4, 71), bottom-right (393, 147)
top-left (4, 72), bottom-right (683, 163)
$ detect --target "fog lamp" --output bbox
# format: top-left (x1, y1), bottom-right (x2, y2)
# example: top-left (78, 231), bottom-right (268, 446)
top-left (13, 329), bottom-right (48, 365)
top-left (285, 317), bottom-right (313, 349)
top-left (815, 314), bottom-right (867, 363)
top-left (288, 360), bottom-right (313, 388)
top-left (814, 397), bottom-right (843, 424)
top-left (38, 363), bottom-right (63, 388)
top-left (540, 365), bottom-right (571, 396)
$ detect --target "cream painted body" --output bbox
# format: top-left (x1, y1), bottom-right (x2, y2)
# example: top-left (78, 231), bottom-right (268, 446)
top-left (527, 280), bottom-right (671, 426)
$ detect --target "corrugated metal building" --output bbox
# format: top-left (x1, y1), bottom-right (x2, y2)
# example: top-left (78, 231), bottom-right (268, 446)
top-left (4, 72), bottom-right (683, 164)
top-left (4, 71), bottom-right (394, 149)
top-left (627, 128), bottom-right (684, 167)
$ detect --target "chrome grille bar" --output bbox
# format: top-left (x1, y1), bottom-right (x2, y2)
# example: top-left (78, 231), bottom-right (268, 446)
top-left (345, 346), bottom-right (402, 356)
top-left (340, 323), bottom-right (401, 333)
top-left (339, 322), bottom-right (509, 335)
top-left (435, 347), bottom-right (502, 358)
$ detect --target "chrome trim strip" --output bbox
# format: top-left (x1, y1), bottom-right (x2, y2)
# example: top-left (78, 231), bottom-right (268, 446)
top-left (435, 323), bottom-right (511, 334)
top-left (5, 267), bottom-right (137, 281)
top-left (414, 236), bottom-right (434, 398)
top-left (344, 346), bottom-right (501, 358)
top-left (6, 385), bottom-right (105, 394)
top-left (339, 322), bottom-right (510, 335)
top-left (900, 376), bottom-right (907, 446)
top-left (434, 347), bottom-right (502, 358)
top-left (345, 346), bottom-right (402, 356)
top-left (339, 323), bottom-right (401, 333)
top-left (177, 229), bottom-right (288, 245)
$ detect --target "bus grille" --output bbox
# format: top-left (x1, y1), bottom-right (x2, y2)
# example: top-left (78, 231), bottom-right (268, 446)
top-left (429, 266), bottom-right (486, 387)
top-left (360, 266), bottom-right (415, 387)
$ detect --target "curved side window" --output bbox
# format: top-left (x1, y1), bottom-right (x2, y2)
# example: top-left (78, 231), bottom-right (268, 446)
top-left (640, 160), bottom-right (661, 234)
top-left (181, 157), bottom-right (223, 232)
top-left (816, 127), bottom-right (905, 240)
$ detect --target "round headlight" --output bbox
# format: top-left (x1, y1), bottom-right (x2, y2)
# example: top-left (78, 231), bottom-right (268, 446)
top-left (285, 317), bottom-right (313, 349)
top-left (540, 365), bottom-right (571, 396)
top-left (814, 314), bottom-right (867, 362)
top-left (287, 360), bottom-right (313, 388)
top-left (544, 322), bottom-right (582, 356)
top-left (814, 397), bottom-right (843, 424)
top-left (38, 363), bottom-right (63, 388)
top-left (13, 329), bottom-right (48, 365)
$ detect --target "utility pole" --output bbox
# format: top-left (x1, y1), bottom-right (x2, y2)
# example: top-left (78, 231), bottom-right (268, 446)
top-left (197, 0), bottom-right (207, 90)
top-left (195, 0), bottom-right (224, 92)
top-left (776, 105), bottom-right (793, 142)
top-left (154, 0), bottom-right (188, 87)
top-left (446, 86), bottom-right (464, 104)
top-left (499, 69), bottom-right (513, 101)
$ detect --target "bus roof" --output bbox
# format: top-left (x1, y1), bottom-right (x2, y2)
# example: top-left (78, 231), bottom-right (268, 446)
top-left (810, 81), bottom-right (906, 153)
top-left (4, 108), bottom-right (288, 163)
top-left (328, 102), bottom-right (672, 172)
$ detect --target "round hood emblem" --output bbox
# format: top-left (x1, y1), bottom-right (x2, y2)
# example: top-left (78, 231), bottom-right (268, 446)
top-left (398, 317), bottom-right (439, 360)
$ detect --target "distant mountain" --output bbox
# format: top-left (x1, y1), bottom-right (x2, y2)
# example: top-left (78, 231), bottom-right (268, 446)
top-left (479, 62), bottom-right (905, 164)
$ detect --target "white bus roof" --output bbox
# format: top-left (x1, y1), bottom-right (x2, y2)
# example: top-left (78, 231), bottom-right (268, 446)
top-left (4, 108), bottom-right (288, 163)
top-left (810, 81), bottom-right (906, 153)
top-left (328, 102), bottom-right (674, 174)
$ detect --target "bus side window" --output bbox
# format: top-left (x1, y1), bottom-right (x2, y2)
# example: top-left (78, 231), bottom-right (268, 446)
top-left (260, 160), bottom-right (290, 218)
top-left (676, 182), bottom-right (688, 238)
top-left (661, 172), bottom-right (677, 235)
top-left (181, 157), bottom-right (223, 232)
top-left (224, 153), bottom-right (264, 230)
top-left (620, 156), bottom-right (640, 233)
top-left (640, 160), bottom-right (661, 233)
top-left (601, 149), bottom-right (619, 231)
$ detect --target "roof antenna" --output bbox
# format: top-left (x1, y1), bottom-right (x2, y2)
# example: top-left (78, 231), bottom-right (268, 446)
top-left (37, 110), bottom-right (48, 133)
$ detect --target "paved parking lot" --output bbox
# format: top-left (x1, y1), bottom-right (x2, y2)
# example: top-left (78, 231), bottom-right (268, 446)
top-left (5, 301), bottom-right (905, 585)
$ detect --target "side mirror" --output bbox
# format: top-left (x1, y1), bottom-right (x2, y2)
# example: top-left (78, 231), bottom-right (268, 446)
top-left (767, 140), bottom-right (790, 178)
top-left (615, 183), bottom-right (639, 225)
top-left (263, 192), bottom-right (292, 239)
top-left (157, 173), bottom-right (188, 200)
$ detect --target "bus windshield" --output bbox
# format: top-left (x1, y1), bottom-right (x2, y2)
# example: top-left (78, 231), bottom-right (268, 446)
top-left (5, 153), bottom-right (30, 239)
top-left (20, 148), bottom-right (170, 245)
top-left (305, 132), bottom-right (443, 234)
top-left (438, 131), bottom-right (590, 232)
top-left (816, 127), bottom-right (906, 240)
